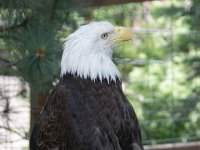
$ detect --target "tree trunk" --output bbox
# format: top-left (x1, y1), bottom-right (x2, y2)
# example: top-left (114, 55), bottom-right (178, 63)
top-left (30, 85), bottom-right (48, 132)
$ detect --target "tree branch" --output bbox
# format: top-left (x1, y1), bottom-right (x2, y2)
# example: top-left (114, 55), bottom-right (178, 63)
top-left (50, 0), bottom-right (57, 20)
top-left (0, 56), bottom-right (18, 67)
top-left (0, 125), bottom-right (27, 139)
top-left (0, 19), bottom-right (28, 31)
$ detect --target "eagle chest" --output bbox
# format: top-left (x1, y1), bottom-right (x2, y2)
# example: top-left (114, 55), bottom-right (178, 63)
top-left (66, 79), bottom-right (126, 135)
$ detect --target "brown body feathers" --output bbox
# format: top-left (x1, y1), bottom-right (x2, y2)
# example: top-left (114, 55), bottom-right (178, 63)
top-left (30, 74), bottom-right (143, 150)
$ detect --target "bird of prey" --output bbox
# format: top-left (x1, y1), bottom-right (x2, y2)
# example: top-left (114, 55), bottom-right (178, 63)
top-left (30, 21), bottom-right (143, 150)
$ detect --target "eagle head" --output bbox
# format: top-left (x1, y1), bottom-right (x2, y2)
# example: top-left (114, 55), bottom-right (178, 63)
top-left (61, 21), bottom-right (132, 82)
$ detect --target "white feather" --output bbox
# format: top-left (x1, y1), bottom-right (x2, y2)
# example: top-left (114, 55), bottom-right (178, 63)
top-left (61, 21), bottom-right (120, 82)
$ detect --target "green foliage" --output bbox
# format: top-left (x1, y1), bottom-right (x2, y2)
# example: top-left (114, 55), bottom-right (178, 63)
top-left (93, 3), bottom-right (141, 26)
top-left (93, 0), bottom-right (200, 145)
top-left (0, 0), bottom-right (200, 146)
top-left (13, 22), bottom-right (61, 84)
top-left (0, 0), bottom-right (87, 90)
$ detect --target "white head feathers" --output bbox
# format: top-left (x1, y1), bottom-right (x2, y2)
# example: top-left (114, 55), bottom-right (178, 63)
top-left (61, 21), bottom-right (120, 82)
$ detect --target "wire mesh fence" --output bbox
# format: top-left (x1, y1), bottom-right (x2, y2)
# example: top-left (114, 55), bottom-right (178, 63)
top-left (0, 76), bottom-right (29, 150)
top-left (0, 0), bottom-right (200, 149)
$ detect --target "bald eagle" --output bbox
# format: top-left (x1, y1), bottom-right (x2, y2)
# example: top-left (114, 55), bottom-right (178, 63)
top-left (30, 21), bottom-right (143, 150)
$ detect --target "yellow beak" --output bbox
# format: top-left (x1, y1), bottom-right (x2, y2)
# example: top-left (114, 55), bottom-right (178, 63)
top-left (112, 26), bottom-right (132, 42)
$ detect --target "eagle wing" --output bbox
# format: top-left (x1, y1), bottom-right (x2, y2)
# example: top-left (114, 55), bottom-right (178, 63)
top-left (117, 98), bottom-right (143, 150)
top-left (30, 85), bottom-right (80, 150)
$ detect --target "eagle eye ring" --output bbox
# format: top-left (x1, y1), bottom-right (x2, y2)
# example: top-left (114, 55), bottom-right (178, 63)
top-left (101, 33), bottom-right (108, 40)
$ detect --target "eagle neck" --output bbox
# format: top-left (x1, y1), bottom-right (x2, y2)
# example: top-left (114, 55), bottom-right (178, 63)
top-left (62, 73), bottom-right (121, 85)
top-left (61, 49), bottom-right (120, 83)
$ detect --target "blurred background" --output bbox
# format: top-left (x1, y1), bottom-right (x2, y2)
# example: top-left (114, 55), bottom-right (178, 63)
top-left (0, 0), bottom-right (200, 149)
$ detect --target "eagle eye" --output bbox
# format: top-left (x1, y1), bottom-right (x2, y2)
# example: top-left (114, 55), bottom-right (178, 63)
top-left (101, 33), bottom-right (108, 40)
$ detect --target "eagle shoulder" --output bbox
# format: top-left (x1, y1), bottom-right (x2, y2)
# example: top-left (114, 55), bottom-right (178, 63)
top-left (117, 97), bottom-right (143, 150)
top-left (30, 83), bottom-right (80, 150)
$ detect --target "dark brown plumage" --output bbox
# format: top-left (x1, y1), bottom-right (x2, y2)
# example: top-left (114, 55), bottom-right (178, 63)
top-left (30, 73), bottom-right (143, 150)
